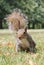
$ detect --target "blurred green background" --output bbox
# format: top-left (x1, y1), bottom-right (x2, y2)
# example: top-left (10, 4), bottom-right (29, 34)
top-left (0, 0), bottom-right (44, 29)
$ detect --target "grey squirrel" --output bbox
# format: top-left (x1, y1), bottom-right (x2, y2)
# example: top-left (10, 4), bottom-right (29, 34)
top-left (5, 9), bottom-right (36, 52)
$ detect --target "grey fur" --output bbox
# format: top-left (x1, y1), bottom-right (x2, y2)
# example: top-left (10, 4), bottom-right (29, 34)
top-left (16, 29), bottom-right (36, 52)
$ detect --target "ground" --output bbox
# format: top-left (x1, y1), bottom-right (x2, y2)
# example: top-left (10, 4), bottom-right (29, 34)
top-left (0, 29), bottom-right (44, 65)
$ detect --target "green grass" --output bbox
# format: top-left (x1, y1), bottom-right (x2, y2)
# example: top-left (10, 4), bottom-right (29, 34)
top-left (0, 30), bottom-right (44, 65)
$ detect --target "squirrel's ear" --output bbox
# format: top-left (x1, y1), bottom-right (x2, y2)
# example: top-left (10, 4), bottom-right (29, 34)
top-left (25, 27), bottom-right (27, 32)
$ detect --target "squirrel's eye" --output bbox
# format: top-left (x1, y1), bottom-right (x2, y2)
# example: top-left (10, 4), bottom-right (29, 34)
top-left (24, 32), bottom-right (25, 34)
